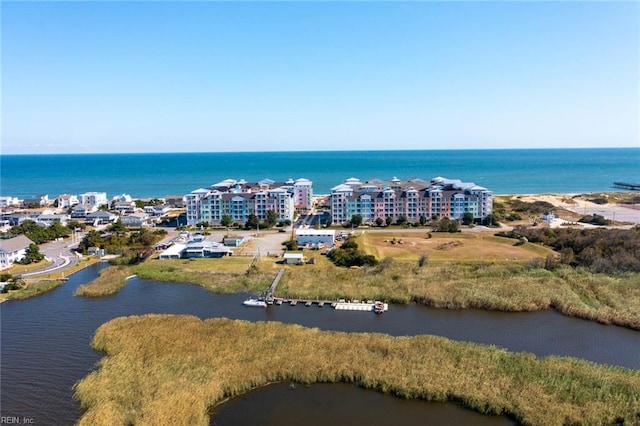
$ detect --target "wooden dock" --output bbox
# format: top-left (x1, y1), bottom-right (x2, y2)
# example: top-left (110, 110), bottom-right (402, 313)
top-left (261, 269), bottom-right (387, 312)
top-left (613, 182), bottom-right (640, 191)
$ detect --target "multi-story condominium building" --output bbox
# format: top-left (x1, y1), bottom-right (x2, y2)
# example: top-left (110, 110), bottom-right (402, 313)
top-left (185, 178), bottom-right (311, 226)
top-left (80, 192), bottom-right (108, 207)
top-left (330, 176), bottom-right (492, 224)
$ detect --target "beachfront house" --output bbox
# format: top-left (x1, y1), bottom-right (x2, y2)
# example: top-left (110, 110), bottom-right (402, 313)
top-left (80, 192), bottom-right (108, 207)
top-left (0, 235), bottom-right (34, 270)
top-left (0, 197), bottom-right (21, 209)
top-left (56, 194), bottom-right (79, 209)
top-left (23, 194), bottom-right (50, 208)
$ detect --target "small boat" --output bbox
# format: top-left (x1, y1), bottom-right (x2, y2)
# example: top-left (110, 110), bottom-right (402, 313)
top-left (243, 298), bottom-right (267, 308)
top-left (374, 301), bottom-right (387, 314)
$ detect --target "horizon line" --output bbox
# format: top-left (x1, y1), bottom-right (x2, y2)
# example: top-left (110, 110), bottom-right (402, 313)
top-left (2, 146), bottom-right (638, 156)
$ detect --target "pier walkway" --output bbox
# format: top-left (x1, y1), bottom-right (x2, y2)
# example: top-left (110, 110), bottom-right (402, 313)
top-left (613, 182), bottom-right (640, 191)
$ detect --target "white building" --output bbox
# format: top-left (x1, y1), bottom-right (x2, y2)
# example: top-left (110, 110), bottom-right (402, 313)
top-left (80, 192), bottom-right (108, 207)
top-left (57, 194), bottom-right (79, 209)
top-left (0, 235), bottom-right (34, 270)
top-left (296, 229), bottom-right (335, 247)
top-left (0, 196), bottom-right (21, 208)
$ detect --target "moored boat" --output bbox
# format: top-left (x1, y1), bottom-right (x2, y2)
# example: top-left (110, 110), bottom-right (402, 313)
top-left (243, 298), bottom-right (267, 307)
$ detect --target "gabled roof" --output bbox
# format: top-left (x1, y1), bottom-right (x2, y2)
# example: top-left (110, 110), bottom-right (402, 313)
top-left (0, 235), bottom-right (34, 253)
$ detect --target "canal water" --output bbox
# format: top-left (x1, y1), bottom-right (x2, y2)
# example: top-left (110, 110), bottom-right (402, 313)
top-left (1, 263), bottom-right (639, 425)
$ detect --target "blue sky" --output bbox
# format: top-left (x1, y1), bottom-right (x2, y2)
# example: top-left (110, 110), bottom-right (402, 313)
top-left (2, 1), bottom-right (638, 154)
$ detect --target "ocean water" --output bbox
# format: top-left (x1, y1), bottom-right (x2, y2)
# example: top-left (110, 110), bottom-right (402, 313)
top-left (0, 148), bottom-right (638, 199)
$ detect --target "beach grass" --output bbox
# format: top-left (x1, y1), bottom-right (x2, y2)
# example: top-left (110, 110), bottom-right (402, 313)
top-left (74, 315), bottom-right (640, 426)
top-left (74, 266), bottom-right (131, 297)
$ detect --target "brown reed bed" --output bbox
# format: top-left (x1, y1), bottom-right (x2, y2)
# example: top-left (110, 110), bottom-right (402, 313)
top-left (74, 266), bottom-right (131, 297)
top-left (75, 315), bottom-right (640, 426)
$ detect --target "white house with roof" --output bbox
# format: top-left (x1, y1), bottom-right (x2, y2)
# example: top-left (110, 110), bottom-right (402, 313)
top-left (37, 213), bottom-right (70, 227)
top-left (80, 192), bottom-right (108, 207)
top-left (0, 235), bottom-right (34, 270)
top-left (120, 213), bottom-right (151, 227)
top-left (57, 194), bottom-right (79, 209)
top-left (0, 197), bottom-right (21, 208)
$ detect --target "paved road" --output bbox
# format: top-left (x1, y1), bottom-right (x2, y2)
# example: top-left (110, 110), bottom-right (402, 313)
top-left (18, 236), bottom-right (83, 278)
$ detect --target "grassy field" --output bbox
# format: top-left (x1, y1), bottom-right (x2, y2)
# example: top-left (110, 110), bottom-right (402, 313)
top-left (359, 231), bottom-right (554, 262)
top-left (75, 315), bottom-right (640, 426)
top-left (75, 266), bottom-right (132, 297)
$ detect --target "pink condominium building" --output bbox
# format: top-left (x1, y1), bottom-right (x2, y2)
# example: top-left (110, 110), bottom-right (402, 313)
top-left (330, 177), bottom-right (492, 225)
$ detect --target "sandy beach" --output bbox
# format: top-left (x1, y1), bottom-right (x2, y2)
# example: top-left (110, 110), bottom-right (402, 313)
top-left (499, 193), bottom-right (640, 227)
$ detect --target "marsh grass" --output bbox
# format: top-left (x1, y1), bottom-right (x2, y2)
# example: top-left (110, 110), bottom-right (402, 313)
top-left (131, 257), bottom-right (274, 294)
top-left (74, 266), bottom-right (131, 297)
top-left (5, 280), bottom-right (63, 300)
top-left (75, 315), bottom-right (640, 426)
top-left (279, 258), bottom-right (640, 329)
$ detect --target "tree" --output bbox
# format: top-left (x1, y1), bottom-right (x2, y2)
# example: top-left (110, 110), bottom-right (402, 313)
top-left (245, 214), bottom-right (259, 230)
top-left (482, 214), bottom-right (499, 227)
top-left (266, 210), bottom-right (278, 228)
top-left (419, 215), bottom-right (428, 226)
top-left (396, 215), bottom-right (407, 226)
top-left (435, 218), bottom-right (458, 233)
top-left (375, 217), bottom-right (385, 227)
top-left (108, 219), bottom-right (127, 234)
top-left (385, 216), bottom-right (393, 226)
top-left (221, 215), bottom-right (233, 227)
top-left (462, 212), bottom-right (474, 226)
top-left (349, 214), bottom-right (363, 228)
top-left (19, 243), bottom-right (45, 264)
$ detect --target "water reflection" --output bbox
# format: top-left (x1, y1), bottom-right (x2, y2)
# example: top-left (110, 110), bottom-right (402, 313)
top-left (211, 382), bottom-right (514, 426)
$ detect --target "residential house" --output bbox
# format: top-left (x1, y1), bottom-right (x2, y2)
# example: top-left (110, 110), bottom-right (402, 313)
top-left (23, 194), bottom-right (49, 208)
top-left (71, 204), bottom-right (98, 218)
top-left (37, 213), bottom-right (70, 227)
top-left (86, 210), bottom-right (118, 225)
top-left (80, 192), bottom-right (108, 207)
top-left (0, 197), bottom-right (21, 208)
top-left (0, 235), bottom-right (34, 270)
top-left (165, 195), bottom-right (185, 208)
top-left (57, 194), bottom-right (79, 209)
top-left (112, 201), bottom-right (137, 214)
top-left (120, 213), bottom-right (151, 228)
top-left (144, 205), bottom-right (170, 217)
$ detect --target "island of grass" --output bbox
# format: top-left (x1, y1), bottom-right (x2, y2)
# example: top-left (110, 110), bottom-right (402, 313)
top-left (75, 315), bottom-right (640, 426)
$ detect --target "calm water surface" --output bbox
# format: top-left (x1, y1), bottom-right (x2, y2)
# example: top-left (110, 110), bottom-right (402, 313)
top-left (1, 264), bottom-right (639, 425)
